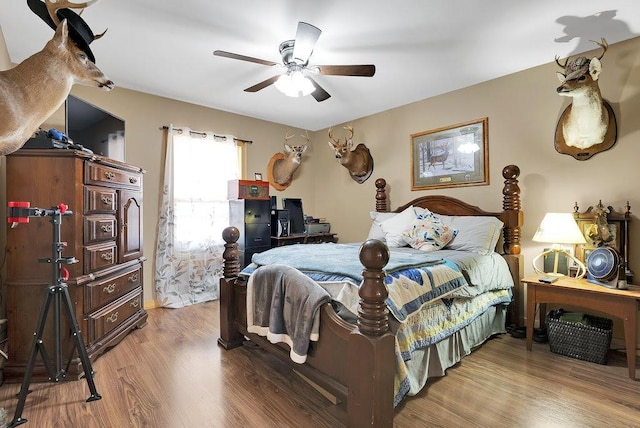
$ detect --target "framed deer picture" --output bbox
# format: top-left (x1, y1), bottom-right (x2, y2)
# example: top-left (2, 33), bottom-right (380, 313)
top-left (411, 118), bottom-right (489, 190)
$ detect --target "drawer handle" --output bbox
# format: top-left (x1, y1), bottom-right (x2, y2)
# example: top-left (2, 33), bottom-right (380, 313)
top-left (104, 171), bottom-right (116, 180)
top-left (130, 300), bottom-right (140, 308)
top-left (103, 283), bottom-right (116, 294)
top-left (128, 273), bottom-right (139, 283)
top-left (129, 176), bottom-right (138, 184)
top-left (101, 252), bottom-right (113, 261)
top-left (101, 195), bottom-right (113, 205)
top-left (106, 312), bottom-right (119, 323)
top-left (101, 224), bottom-right (113, 233)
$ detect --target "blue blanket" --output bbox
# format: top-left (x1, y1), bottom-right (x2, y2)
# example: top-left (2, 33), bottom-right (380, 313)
top-left (247, 243), bottom-right (468, 322)
top-left (251, 243), bottom-right (443, 281)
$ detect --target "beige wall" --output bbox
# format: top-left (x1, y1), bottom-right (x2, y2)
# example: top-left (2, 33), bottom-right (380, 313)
top-left (2, 28), bottom-right (640, 341)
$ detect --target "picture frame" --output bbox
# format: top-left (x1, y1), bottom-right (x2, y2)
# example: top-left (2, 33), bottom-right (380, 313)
top-left (411, 118), bottom-right (489, 190)
top-left (254, 173), bottom-right (263, 181)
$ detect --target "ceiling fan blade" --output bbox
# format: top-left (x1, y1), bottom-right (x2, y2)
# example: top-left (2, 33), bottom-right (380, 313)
top-left (307, 76), bottom-right (331, 102)
top-left (292, 22), bottom-right (321, 64)
top-left (316, 65), bottom-right (376, 77)
top-left (214, 50), bottom-right (277, 67)
top-left (244, 75), bottom-right (280, 92)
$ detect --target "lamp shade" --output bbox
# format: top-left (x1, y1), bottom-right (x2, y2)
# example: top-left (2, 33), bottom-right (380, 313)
top-left (532, 213), bottom-right (586, 244)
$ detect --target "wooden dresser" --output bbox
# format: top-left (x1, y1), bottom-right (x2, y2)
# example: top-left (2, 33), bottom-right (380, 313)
top-left (4, 149), bottom-right (147, 382)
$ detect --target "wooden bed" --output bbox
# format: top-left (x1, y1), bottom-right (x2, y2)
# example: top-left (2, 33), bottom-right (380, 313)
top-left (218, 164), bottom-right (523, 427)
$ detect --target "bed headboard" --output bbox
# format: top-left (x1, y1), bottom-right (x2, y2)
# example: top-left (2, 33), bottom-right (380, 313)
top-left (374, 164), bottom-right (524, 325)
top-left (374, 164), bottom-right (523, 256)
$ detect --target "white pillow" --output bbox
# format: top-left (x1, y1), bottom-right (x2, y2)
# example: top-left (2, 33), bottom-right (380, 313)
top-left (440, 215), bottom-right (503, 255)
top-left (367, 212), bottom-right (398, 242)
top-left (379, 206), bottom-right (417, 247)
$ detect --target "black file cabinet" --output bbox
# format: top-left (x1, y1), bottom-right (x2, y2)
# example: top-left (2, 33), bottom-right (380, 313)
top-left (229, 199), bottom-right (271, 268)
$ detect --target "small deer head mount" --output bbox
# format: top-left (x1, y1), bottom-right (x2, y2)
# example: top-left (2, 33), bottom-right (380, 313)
top-left (267, 131), bottom-right (309, 191)
top-left (327, 125), bottom-right (374, 184)
top-left (554, 38), bottom-right (617, 160)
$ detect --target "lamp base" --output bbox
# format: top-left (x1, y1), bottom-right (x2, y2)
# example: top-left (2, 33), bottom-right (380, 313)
top-left (533, 248), bottom-right (586, 279)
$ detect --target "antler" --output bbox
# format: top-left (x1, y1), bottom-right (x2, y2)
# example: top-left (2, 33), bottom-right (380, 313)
top-left (555, 55), bottom-right (568, 70)
top-left (590, 38), bottom-right (608, 60)
top-left (302, 130), bottom-right (310, 145)
top-left (285, 131), bottom-right (294, 142)
top-left (45, 0), bottom-right (102, 26)
top-left (344, 125), bottom-right (354, 141)
top-left (328, 127), bottom-right (338, 144)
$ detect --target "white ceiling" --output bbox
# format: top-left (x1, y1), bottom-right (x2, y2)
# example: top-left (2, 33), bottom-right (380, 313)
top-left (2, 1), bottom-right (640, 131)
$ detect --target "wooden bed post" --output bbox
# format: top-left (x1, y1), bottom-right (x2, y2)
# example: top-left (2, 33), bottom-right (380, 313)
top-left (375, 178), bottom-right (388, 212)
top-left (501, 165), bottom-right (524, 326)
top-left (218, 226), bottom-right (244, 350)
top-left (347, 239), bottom-right (395, 428)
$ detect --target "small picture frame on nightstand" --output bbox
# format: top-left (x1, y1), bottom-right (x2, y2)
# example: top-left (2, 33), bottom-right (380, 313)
top-left (254, 173), bottom-right (263, 181)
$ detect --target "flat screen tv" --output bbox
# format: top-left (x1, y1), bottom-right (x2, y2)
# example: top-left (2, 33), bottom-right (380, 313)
top-left (65, 95), bottom-right (125, 161)
top-left (282, 198), bottom-right (305, 235)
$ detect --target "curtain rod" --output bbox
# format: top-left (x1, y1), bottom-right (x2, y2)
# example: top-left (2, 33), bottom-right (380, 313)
top-left (159, 126), bottom-right (252, 144)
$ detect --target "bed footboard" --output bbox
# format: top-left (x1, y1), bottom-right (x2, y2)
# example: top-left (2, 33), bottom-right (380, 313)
top-left (219, 231), bottom-right (395, 427)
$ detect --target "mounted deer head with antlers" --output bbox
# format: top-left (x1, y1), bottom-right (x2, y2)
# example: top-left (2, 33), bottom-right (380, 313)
top-left (0, 0), bottom-right (113, 156)
top-left (327, 125), bottom-right (374, 184)
top-left (554, 38), bottom-right (617, 160)
top-left (267, 131), bottom-right (309, 191)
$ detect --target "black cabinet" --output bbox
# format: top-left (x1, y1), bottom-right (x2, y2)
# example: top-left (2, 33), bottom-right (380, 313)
top-left (229, 199), bottom-right (271, 268)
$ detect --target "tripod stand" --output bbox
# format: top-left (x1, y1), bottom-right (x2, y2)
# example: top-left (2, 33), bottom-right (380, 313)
top-left (7, 203), bottom-right (101, 428)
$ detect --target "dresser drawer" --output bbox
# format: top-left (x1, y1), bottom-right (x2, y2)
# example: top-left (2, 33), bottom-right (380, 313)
top-left (84, 215), bottom-right (117, 244)
top-left (85, 163), bottom-right (142, 190)
top-left (84, 241), bottom-right (117, 274)
top-left (84, 186), bottom-right (117, 214)
top-left (85, 265), bottom-right (142, 312)
top-left (88, 288), bottom-right (143, 342)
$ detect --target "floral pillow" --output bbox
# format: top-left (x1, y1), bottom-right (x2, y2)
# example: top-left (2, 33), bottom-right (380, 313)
top-left (401, 212), bottom-right (457, 252)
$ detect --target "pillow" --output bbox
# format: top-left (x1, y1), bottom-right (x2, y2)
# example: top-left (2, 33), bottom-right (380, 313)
top-left (367, 212), bottom-right (398, 242)
top-left (401, 212), bottom-right (457, 252)
top-left (379, 206), bottom-right (417, 247)
top-left (440, 215), bottom-right (503, 255)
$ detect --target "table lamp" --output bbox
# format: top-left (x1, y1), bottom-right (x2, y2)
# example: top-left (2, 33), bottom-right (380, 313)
top-left (532, 212), bottom-right (587, 278)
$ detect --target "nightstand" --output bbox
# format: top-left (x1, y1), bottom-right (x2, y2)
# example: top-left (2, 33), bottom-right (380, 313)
top-left (522, 275), bottom-right (640, 379)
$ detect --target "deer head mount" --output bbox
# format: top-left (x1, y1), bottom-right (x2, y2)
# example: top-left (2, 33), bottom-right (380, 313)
top-left (267, 131), bottom-right (309, 191)
top-left (554, 38), bottom-right (617, 160)
top-left (0, 0), bottom-right (112, 156)
top-left (327, 126), bottom-right (374, 184)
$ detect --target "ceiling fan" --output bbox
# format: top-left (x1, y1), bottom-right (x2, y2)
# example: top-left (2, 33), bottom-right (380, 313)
top-left (213, 22), bottom-right (376, 102)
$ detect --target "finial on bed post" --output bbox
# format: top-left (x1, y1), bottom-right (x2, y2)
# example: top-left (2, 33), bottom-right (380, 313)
top-left (501, 165), bottom-right (522, 255)
top-left (349, 238), bottom-right (395, 427)
top-left (357, 239), bottom-right (391, 334)
top-left (222, 226), bottom-right (241, 278)
top-left (375, 178), bottom-right (388, 213)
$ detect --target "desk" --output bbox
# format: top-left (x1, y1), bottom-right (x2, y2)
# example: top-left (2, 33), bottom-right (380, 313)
top-left (523, 275), bottom-right (639, 379)
top-left (271, 233), bottom-right (338, 247)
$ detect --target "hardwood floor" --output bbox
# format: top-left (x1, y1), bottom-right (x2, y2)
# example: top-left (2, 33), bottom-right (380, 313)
top-left (0, 301), bottom-right (638, 427)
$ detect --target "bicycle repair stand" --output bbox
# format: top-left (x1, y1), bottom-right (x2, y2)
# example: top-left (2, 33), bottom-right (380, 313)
top-left (7, 202), bottom-right (101, 427)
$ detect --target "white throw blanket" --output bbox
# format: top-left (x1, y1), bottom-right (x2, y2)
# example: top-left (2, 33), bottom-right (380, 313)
top-left (247, 265), bottom-right (331, 364)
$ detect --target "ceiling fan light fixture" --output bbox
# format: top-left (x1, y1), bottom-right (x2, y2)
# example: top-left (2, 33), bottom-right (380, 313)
top-left (274, 69), bottom-right (315, 97)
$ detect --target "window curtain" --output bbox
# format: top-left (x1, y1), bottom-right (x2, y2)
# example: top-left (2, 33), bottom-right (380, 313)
top-left (155, 125), bottom-right (240, 308)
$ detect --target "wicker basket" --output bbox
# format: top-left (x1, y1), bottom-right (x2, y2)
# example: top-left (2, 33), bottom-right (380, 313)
top-left (546, 309), bottom-right (613, 365)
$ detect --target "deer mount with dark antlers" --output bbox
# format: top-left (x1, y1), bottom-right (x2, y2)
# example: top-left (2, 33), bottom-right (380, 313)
top-left (327, 126), bottom-right (374, 184)
top-left (554, 38), bottom-right (617, 161)
top-left (0, 0), bottom-right (113, 157)
top-left (267, 131), bottom-right (309, 191)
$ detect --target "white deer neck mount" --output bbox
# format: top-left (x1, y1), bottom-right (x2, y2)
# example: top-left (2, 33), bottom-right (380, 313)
top-left (267, 132), bottom-right (309, 191)
top-left (0, 0), bottom-right (112, 157)
top-left (327, 125), bottom-right (374, 184)
top-left (554, 38), bottom-right (617, 160)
